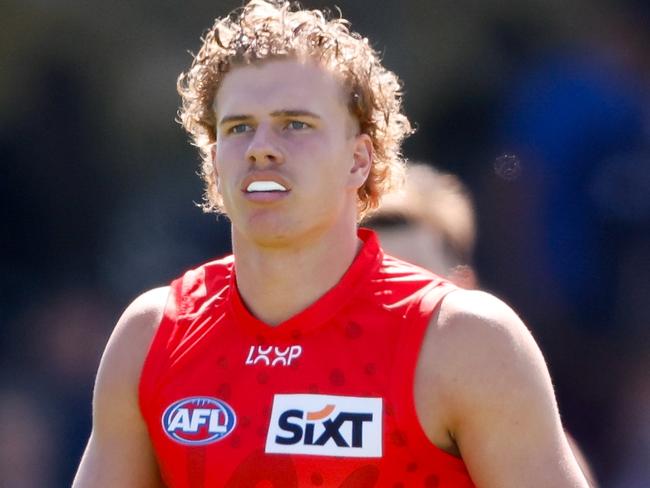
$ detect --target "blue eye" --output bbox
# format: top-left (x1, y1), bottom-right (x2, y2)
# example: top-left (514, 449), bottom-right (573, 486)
top-left (229, 123), bottom-right (252, 134)
top-left (286, 120), bottom-right (309, 130)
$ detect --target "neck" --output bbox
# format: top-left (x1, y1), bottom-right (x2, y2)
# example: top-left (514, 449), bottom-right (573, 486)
top-left (232, 220), bottom-right (361, 326)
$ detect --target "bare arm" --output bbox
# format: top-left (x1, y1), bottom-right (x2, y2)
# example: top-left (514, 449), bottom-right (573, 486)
top-left (425, 290), bottom-right (589, 488)
top-left (73, 287), bottom-right (169, 488)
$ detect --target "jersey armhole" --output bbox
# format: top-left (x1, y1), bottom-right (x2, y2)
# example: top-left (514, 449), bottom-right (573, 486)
top-left (389, 282), bottom-right (470, 470)
top-left (138, 279), bottom-right (181, 422)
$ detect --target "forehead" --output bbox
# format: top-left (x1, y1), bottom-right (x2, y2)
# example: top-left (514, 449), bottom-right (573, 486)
top-left (215, 58), bottom-right (348, 117)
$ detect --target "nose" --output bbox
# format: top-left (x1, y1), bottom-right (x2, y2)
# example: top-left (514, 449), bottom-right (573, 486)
top-left (245, 124), bottom-right (284, 167)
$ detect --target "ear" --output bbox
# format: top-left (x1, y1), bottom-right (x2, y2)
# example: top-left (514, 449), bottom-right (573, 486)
top-left (349, 133), bottom-right (373, 188)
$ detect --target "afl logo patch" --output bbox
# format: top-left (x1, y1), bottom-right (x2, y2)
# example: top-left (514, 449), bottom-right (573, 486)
top-left (162, 396), bottom-right (236, 446)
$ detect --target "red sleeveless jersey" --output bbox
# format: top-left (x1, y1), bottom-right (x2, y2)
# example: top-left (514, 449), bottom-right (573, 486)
top-left (139, 229), bottom-right (476, 487)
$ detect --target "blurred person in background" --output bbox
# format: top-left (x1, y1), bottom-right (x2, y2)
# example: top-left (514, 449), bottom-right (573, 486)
top-left (73, 1), bottom-right (589, 487)
top-left (364, 162), bottom-right (599, 487)
top-left (363, 162), bottom-right (478, 289)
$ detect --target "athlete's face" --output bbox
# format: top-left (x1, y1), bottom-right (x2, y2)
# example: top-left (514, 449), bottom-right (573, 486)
top-left (214, 58), bottom-right (372, 246)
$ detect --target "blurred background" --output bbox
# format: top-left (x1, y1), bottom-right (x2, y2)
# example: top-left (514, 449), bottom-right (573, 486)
top-left (1, 0), bottom-right (649, 486)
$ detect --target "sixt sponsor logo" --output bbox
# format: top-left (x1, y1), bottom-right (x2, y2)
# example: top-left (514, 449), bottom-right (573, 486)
top-left (162, 396), bottom-right (236, 446)
top-left (265, 394), bottom-right (382, 457)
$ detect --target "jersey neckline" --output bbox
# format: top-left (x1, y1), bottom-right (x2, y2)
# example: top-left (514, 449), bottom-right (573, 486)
top-left (227, 228), bottom-right (383, 339)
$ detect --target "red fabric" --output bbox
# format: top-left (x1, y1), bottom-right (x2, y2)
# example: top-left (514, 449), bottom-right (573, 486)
top-left (139, 228), bottom-right (476, 487)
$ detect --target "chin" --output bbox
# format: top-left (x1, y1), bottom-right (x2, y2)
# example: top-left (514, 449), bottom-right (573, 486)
top-left (240, 211), bottom-right (335, 249)
top-left (248, 226), bottom-right (294, 247)
top-left (236, 213), bottom-right (301, 247)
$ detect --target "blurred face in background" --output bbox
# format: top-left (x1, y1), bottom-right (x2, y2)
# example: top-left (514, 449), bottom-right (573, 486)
top-left (214, 58), bottom-right (371, 247)
top-left (365, 163), bottom-right (478, 288)
top-left (374, 221), bottom-right (477, 288)
top-left (375, 221), bottom-right (454, 275)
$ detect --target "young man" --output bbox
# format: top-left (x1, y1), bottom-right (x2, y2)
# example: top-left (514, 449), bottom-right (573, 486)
top-left (74, 1), bottom-right (589, 486)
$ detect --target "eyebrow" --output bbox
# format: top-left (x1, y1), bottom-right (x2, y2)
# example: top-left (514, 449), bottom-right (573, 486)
top-left (218, 114), bottom-right (253, 125)
top-left (270, 110), bottom-right (321, 119)
top-left (218, 110), bottom-right (321, 125)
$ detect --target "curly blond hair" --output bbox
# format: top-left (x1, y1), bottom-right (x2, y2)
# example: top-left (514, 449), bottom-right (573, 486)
top-left (177, 0), bottom-right (412, 218)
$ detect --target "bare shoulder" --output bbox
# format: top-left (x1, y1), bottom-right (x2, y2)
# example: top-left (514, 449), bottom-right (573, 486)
top-left (72, 287), bottom-right (170, 487)
top-left (418, 289), bottom-right (552, 433)
top-left (95, 285), bottom-right (170, 419)
top-left (419, 289), bottom-right (587, 486)
top-left (427, 289), bottom-right (554, 417)
top-left (115, 286), bottom-right (170, 337)
top-left (435, 288), bottom-right (531, 340)
top-left (427, 289), bottom-right (544, 367)
top-left (105, 286), bottom-right (170, 367)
